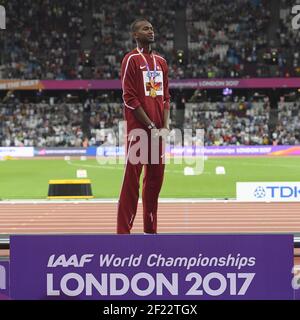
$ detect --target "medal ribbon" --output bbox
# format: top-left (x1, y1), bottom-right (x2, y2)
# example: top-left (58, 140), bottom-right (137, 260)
top-left (137, 47), bottom-right (157, 88)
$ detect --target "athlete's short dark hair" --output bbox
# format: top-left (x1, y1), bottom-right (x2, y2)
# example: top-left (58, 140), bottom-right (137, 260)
top-left (130, 18), bottom-right (150, 33)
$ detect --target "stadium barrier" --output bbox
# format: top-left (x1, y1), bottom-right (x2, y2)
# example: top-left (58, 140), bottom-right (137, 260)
top-left (0, 147), bottom-right (34, 158)
top-left (237, 182), bottom-right (300, 202)
top-left (1, 78), bottom-right (300, 90)
top-left (1, 146), bottom-right (300, 159)
top-left (3, 145), bottom-right (296, 158)
top-left (34, 147), bottom-right (89, 157)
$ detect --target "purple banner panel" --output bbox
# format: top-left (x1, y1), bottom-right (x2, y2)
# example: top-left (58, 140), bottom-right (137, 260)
top-left (1, 78), bottom-right (299, 91)
top-left (170, 78), bottom-right (300, 89)
top-left (41, 80), bottom-right (122, 90)
top-left (36, 78), bottom-right (300, 90)
top-left (42, 80), bottom-right (91, 90)
top-left (169, 145), bottom-right (300, 156)
top-left (0, 260), bottom-right (10, 300)
top-left (10, 234), bottom-right (293, 300)
top-left (28, 145), bottom-right (300, 158)
top-left (34, 147), bottom-right (88, 157)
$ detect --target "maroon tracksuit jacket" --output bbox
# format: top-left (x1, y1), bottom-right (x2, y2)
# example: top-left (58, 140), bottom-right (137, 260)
top-left (117, 47), bottom-right (170, 234)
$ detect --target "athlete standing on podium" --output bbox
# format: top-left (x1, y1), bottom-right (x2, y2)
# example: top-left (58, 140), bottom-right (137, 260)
top-left (117, 18), bottom-right (170, 234)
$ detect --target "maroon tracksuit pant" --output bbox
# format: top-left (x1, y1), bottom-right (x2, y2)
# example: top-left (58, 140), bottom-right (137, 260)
top-left (117, 134), bottom-right (165, 234)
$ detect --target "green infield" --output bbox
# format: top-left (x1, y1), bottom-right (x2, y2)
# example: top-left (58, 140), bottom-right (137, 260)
top-left (0, 157), bottom-right (300, 199)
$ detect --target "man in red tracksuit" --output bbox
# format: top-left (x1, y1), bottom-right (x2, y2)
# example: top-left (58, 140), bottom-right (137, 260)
top-left (117, 18), bottom-right (170, 234)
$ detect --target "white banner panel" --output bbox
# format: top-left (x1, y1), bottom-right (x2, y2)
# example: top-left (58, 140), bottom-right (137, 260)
top-left (236, 182), bottom-right (300, 202)
top-left (0, 147), bottom-right (34, 158)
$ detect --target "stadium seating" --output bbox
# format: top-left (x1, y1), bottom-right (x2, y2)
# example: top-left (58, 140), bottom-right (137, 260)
top-left (1, 0), bottom-right (298, 79)
top-left (185, 95), bottom-right (270, 145)
top-left (0, 1), bottom-right (299, 147)
top-left (1, 94), bottom-right (291, 147)
top-left (272, 100), bottom-right (300, 144)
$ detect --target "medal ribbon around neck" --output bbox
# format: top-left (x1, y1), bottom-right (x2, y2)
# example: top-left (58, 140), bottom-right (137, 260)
top-left (137, 47), bottom-right (157, 88)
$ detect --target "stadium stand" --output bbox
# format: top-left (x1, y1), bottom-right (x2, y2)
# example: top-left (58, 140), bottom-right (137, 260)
top-left (0, 0), bottom-right (299, 147)
top-left (0, 93), bottom-right (287, 147)
top-left (0, 0), bottom-right (86, 79)
top-left (185, 0), bottom-right (272, 78)
top-left (1, 0), bottom-right (298, 79)
top-left (272, 98), bottom-right (300, 145)
top-left (185, 95), bottom-right (271, 145)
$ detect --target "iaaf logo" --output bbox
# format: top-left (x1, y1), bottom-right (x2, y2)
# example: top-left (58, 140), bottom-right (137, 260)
top-left (0, 265), bottom-right (6, 290)
top-left (0, 5), bottom-right (5, 30)
top-left (254, 186), bottom-right (300, 198)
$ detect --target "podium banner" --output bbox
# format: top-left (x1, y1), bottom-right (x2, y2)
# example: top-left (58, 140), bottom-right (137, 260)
top-left (10, 234), bottom-right (294, 300)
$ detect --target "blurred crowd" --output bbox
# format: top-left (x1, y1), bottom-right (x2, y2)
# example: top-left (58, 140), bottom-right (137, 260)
top-left (1, 0), bottom-right (299, 79)
top-left (185, 95), bottom-right (270, 145)
top-left (272, 99), bottom-right (300, 145)
top-left (1, 92), bottom-right (299, 147)
top-left (0, 0), bottom-right (176, 80)
top-left (0, 0), bottom-right (86, 79)
top-left (91, 0), bottom-right (176, 80)
top-left (184, 0), bottom-right (271, 78)
top-left (1, 0), bottom-right (299, 147)
top-left (0, 96), bottom-right (123, 147)
top-left (1, 102), bottom-right (86, 147)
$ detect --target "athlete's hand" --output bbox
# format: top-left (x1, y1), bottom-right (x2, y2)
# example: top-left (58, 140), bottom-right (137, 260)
top-left (150, 127), bottom-right (170, 139)
top-left (159, 127), bottom-right (170, 139)
top-left (151, 128), bottom-right (160, 138)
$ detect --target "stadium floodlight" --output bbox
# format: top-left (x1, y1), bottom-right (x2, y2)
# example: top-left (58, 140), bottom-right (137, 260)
top-left (176, 50), bottom-right (185, 65)
top-left (223, 88), bottom-right (233, 96)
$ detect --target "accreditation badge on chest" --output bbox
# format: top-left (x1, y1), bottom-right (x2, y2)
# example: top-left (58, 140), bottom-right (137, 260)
top-left (143, 70), bottom-right (164, 97)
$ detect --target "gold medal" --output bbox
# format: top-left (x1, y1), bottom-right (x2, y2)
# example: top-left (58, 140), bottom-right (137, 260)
top-left (137, 47), bottom-right (158, 99)
top-left (150, 88), bottom-right (157, 97)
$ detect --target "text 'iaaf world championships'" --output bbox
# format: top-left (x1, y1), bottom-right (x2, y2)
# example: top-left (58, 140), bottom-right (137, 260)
top-left (47, 253), bottom-right (256, 270)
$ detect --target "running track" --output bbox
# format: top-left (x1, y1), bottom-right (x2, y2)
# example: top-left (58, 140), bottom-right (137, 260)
top-left (0, 200), bottom-right (300, 234)
top-left (0, 201), bottom-right (300, 260)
